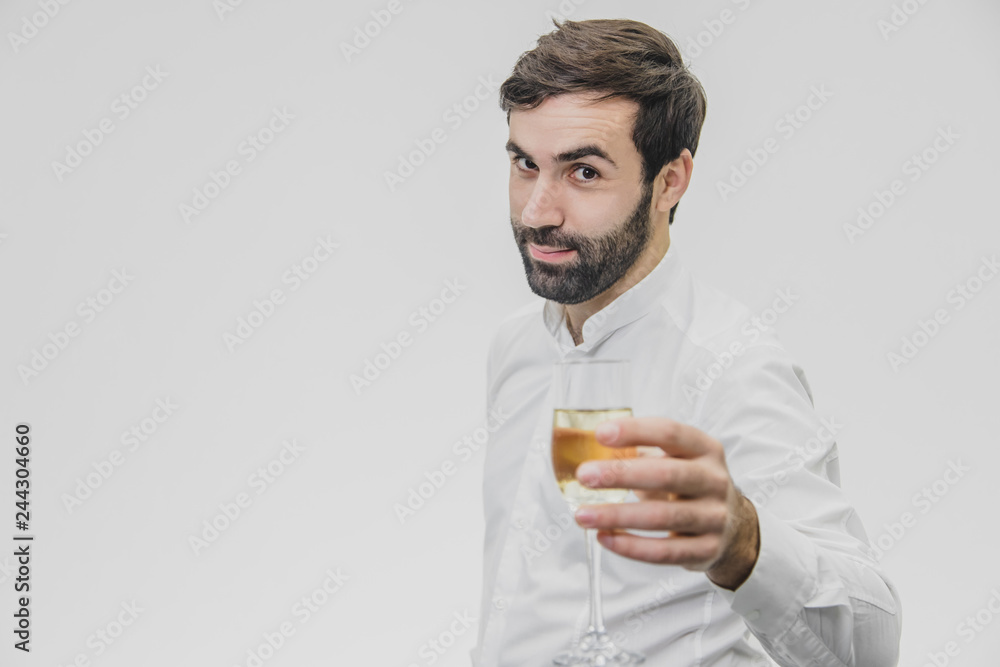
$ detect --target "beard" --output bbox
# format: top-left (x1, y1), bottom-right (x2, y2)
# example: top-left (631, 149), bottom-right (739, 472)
top-left (510, 181), bottom-right (654, 305)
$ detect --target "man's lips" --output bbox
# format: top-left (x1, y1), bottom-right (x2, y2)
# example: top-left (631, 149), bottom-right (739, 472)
top-left (528, 244), bottom-right (576, 262)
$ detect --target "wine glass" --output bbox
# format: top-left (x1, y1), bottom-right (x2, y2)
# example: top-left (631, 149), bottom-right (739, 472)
top-left (550, 359), bottom-right (645, 666)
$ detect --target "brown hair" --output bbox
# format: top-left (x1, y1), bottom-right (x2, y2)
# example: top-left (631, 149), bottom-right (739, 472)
top-left (500, 18), bottom-right (707, 223)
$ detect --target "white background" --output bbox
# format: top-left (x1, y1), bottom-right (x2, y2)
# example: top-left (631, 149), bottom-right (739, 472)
top-left (1, 0), bottom-right (998, 665)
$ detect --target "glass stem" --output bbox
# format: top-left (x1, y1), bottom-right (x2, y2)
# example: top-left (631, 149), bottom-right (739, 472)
top-left (584, 528), bottom-right (607, 634)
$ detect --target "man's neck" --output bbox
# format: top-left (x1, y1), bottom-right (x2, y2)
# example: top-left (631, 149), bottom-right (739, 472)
top-left (563, 238), bottom-right (670, 346)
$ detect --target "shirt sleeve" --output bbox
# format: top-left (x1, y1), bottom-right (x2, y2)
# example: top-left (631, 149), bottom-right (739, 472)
top-left (694, 343), bottom-right (902, 666)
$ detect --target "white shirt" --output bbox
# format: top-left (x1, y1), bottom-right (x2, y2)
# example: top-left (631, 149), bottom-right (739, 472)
top-left (473, 243), bottom-right (901, 666)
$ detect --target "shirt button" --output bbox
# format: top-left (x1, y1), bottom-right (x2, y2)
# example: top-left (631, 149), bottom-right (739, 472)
top-left (745, 610), bottom-right (760, 622)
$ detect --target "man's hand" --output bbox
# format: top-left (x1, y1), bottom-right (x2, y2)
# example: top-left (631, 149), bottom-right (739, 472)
top-left (572, 417), bottom-right (760, 590)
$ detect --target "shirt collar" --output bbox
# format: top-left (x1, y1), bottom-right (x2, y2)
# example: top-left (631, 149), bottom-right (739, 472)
top-left (542, 242), bottom-right (684, 353)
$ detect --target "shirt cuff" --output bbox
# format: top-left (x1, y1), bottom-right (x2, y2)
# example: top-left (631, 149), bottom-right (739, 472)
top-left (712, 504), bottom-right (819, 637)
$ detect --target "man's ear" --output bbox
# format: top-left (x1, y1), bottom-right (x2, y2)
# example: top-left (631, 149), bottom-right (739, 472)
top-left (652, 148), bottom-right (694, 214)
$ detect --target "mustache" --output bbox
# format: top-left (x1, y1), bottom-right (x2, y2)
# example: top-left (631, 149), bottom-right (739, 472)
top-left (511, 219), bottom-right (585, 250)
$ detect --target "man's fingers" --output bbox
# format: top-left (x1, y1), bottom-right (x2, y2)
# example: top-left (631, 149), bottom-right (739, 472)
top-left (576, 456), bottom-right (728, 497)
top-left (596, 416), bottom-right (716, 458)
top-left (575, 498), bottom-right (727, 534)
top-left (595, 530), bottom-right (720, 567)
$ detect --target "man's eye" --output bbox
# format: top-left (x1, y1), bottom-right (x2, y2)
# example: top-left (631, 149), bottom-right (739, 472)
top-left (515, 157), bottom-right (537, 170)
top-left (574, 166), bottom-right (599, 181)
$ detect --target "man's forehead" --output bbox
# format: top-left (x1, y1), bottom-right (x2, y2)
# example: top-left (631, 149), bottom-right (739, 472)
top-left (508, 93), bottom-right (637, 161)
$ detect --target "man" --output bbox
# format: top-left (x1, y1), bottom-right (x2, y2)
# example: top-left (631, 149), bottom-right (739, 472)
top-left (474, 18), bottom-right (902, 666)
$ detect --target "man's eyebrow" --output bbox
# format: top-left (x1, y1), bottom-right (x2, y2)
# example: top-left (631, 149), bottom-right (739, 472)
top-left (556, 144), bottom-right (617, 168)
top-left (505, 140), bottom-right (617, 168)
top-left (505, 140), bottom-right (531, 159)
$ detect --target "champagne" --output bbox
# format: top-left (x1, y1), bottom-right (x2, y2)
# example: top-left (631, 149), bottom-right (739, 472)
top-left (548, 361), bottom-right (646, 664)
top-left (552, 408), bottom-right (635, 508)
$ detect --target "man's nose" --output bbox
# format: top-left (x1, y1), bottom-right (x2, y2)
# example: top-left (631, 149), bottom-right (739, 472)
top-left (521, 179), bottom-right (564, 228)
